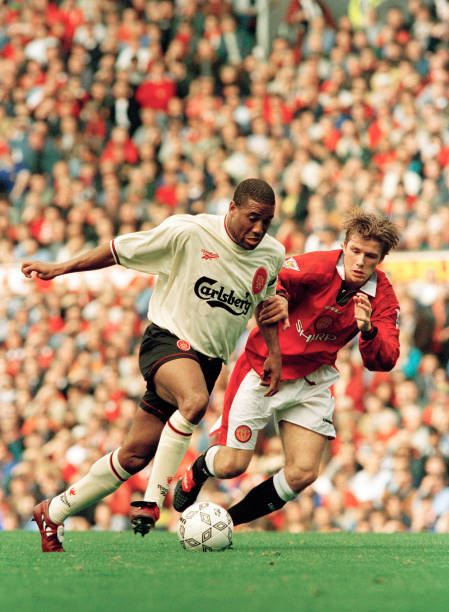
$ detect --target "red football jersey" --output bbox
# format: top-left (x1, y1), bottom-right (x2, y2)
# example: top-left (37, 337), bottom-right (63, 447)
top-left (246, 250), bottom-right (400, 380)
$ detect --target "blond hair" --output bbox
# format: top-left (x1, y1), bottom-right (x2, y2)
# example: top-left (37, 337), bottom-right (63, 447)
top-left (343, 209), bottom-right (400, 258)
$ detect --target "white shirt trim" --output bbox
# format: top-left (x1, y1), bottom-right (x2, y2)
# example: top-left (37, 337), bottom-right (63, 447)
top-left (336, 253), bottom-right (377, 297)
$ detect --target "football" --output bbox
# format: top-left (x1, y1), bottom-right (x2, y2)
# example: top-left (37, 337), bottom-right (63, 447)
top-left (177, 501), bottom-right (233, 552)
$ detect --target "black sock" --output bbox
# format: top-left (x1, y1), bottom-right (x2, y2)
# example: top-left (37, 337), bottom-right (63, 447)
top-left (228, 477), bottom-right (286, 526)
top-left (192, 454), bottom-right (212, 484)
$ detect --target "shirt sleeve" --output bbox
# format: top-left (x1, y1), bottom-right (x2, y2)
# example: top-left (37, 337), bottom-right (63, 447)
top-left (359, 284), bottom-right (400, 372)
top-left (277, 252), bottom-right (323, 302)
top-left (265, 250), bottom-right (285, 297)
top-left (111, 216), bottom-right (188, 275)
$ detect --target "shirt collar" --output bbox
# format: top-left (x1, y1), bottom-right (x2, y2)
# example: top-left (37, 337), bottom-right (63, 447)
top-left (336, 253), bottom-right (377, 297)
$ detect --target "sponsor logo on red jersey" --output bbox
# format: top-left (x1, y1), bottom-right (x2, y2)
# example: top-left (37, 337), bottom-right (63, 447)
top-left (296, 318), bottom-right (337, 343)
top-left (177, 339), bottom-right (191, 351)
top-left (235, 425), bottom-right (252, 443)
top-left (252, 267), bottom-right (267, 295)
top-left (201, 249), bottom-right (219, 260)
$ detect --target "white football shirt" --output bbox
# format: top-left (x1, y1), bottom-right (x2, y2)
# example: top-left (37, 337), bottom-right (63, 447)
top-left (111, 214), bottom-right (285, 362)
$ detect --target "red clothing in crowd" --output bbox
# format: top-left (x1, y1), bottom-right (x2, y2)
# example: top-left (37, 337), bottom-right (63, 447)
top-left (100, 138), bottom-right (140, 165)
top-left (135, 77), bottom-right (176, 112)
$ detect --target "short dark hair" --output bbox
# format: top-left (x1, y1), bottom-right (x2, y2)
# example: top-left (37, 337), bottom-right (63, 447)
top-left (233, 178), bottom-right (275, 208)
top-left (343, 208), bottom-right (400, 258)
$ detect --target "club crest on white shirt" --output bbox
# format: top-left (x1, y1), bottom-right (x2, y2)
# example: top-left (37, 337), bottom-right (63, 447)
top-left (252, 267), bottom-right (268, 294)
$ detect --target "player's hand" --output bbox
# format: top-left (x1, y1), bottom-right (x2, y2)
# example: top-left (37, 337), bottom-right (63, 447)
top-left (258, 295), bottom-right (290, 330)
top-left (21, 260), bottom-right (60, 280)
top-left (261, 353), bottom-right (282, 396)
top-left (353, 293), bottom-right (372, 332)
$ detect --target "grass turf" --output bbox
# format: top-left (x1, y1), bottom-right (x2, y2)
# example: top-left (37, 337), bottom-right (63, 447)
top-left (0, 531), bottom-right (448, 612)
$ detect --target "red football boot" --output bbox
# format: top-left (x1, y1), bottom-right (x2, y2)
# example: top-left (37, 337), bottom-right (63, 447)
top-left (33, 499), bottom-right (65, 553)
top-left (130, 501), bottom-right (160, 536)
top-left (173, 455), bottom-right (209, 512)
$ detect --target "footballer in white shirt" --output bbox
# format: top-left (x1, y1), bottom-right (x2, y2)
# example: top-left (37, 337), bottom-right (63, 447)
top-left (22, 178), bottom-right (286, 550)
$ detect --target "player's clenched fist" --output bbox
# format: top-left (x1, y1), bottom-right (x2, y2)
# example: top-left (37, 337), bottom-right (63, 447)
top-left (21, 261), bottom-right (61, 280)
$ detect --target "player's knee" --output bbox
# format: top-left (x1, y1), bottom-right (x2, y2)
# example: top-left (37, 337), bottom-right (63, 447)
top-left (284, 465), bottom-right (318, 493)
top-left (178, 391), bottom-right (210, 424)
top-left (216, 450), bottom-right (250, 478)
top-left (119, 446), bottom-right (153, 474)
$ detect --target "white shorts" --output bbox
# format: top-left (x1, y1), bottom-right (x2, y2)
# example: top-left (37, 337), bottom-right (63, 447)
top-left (215, 358), bottom-right (338, 450)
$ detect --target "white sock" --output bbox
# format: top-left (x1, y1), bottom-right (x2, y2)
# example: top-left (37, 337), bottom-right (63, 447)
top-left (273, 468), bottom-right (297, 502)
top-left (204, 445), bottom-right (221, 477)
top-left (48, 449), bottom-right (131, 524)
top-left (144, 410), bottom-right (195, 507)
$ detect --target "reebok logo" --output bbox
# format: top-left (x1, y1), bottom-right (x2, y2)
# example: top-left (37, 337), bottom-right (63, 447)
top-left (201, 249), bottom-right (219, 260)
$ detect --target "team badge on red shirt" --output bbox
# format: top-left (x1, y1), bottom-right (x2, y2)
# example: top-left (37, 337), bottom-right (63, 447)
top-left (315, 315), bottom-right (334, 331)
top-left (283, 257), bottom-right (300, 270)
top-left (252, 267), bottom-right (268, 294)
top-left (177, 339), bottom-right (191, 351)
top-left (235, 425), bottom-right (252, 443)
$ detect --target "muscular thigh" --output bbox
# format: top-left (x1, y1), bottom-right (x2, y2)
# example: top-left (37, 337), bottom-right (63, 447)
top-left (279, 421), bottom-right (327, 473)
top-left (214, 446), bottom-right (253, 476)
top-left (153, 358), bottom-right (209, 405)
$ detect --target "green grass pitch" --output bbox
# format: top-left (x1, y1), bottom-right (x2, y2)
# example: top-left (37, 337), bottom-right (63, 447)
top-left (1, 531), bottom-right (448, 612)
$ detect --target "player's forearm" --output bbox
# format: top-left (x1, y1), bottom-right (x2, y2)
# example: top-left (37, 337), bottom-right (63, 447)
top-left (258, 322), bottom-right (281, 358)
top-left (57, 243), bottom-right (116, 275)
top-left (257, 294), bottom-right (289, 327)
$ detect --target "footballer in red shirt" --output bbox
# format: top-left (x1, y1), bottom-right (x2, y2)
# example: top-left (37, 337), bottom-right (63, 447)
top-left (174, 209), bottom-right (401, 526)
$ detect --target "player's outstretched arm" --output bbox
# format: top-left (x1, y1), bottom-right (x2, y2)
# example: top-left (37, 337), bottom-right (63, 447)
top-left (21, 243), bottom-right (116, 280)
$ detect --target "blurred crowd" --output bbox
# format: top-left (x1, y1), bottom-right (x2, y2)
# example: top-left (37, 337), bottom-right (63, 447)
top-left (1, 0), bottom-right (449, 534)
